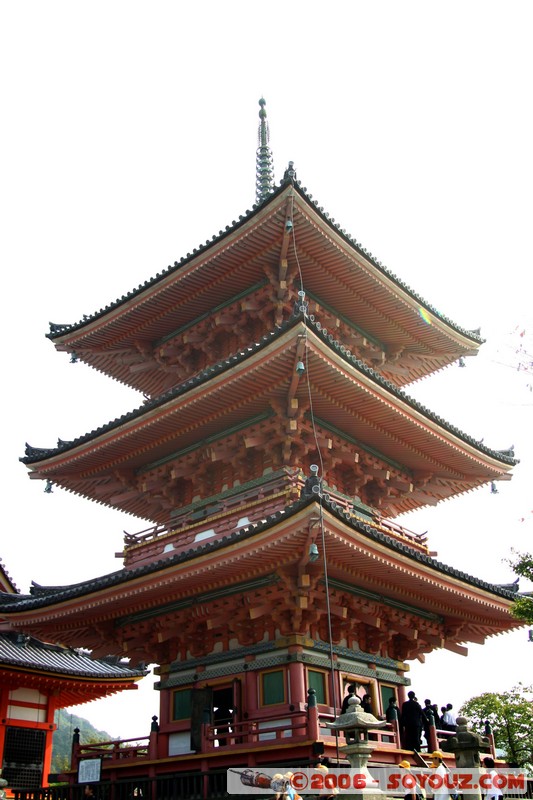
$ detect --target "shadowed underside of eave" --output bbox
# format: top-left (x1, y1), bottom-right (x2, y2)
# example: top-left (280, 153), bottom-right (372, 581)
top-left (0, 667), bottom-right (141, 706)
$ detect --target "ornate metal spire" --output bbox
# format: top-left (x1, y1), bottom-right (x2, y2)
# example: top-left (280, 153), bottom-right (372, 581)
top-left (255, 98), bottom-right (275, 205)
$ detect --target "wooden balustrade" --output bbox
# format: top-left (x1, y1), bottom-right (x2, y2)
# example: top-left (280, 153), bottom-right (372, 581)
top-left (122, 474), bottom-right (428, 564)
top-left (201, 708), bottom-right (312, 750)
top-left (68, 708), bottom-right (496, 788)
top-left (73, 735), bottom-right (150, 767)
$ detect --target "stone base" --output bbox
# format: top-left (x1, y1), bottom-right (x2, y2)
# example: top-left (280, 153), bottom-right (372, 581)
top-left (337, 742), bottom-right (386, 800)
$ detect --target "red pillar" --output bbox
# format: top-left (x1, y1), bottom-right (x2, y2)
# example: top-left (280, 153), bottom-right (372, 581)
top-left (307, 689), bottom-right (320, 741)
top-left (288, 661), bottom-right (306, 707)
top-left (0, 690), bottom-right (7, 783)
top-left (244, 669), bottom-right (258, 715)
top-left (148, 716), bottom-right (159, 759)
top-left (41, 699), bottom-right (59, 787)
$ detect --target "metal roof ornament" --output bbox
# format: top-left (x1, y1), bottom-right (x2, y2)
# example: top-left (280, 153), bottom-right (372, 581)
top-left (284, 160), bottom-right (297, 181)
top-left (255, 98), bottom-right (275, 205)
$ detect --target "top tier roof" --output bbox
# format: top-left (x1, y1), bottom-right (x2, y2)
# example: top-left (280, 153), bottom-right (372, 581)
top-left (47, 177), bottom-right (483, 397)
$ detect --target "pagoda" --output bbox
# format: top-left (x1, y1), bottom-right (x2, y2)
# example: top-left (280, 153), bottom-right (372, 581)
top-left (1, 100), bottom-right (521, 794)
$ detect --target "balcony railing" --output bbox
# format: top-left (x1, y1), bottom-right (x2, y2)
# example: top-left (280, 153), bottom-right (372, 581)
top-left (202, 708), bottom-right (313, 750)
top-left (120, 469), bottom-right (429, 568)
top-left (75, 737), bottom-right (150, 761)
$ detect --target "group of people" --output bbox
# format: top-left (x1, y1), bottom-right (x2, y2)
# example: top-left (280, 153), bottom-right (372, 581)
top-left (400, 751), bottom-right (503, 800)
top-left (340, 685), bottom-right (458, 753)
top-left (340, 684), bottom-right (374, 715)
top-left (399, 691), bottom-right (457, 752)
top-left (399, 750), bottom-right (449, 800)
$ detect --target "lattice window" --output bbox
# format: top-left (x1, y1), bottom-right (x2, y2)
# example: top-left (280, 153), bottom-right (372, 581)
top-left (2, 726), bottom-right (45, 790)
top-left (308, 668), bottom-right (328, 704)
top-left (261, 669), bottom-right (285, 706)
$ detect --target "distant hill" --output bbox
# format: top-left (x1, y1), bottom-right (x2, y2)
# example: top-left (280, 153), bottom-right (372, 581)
top-left (52, 709), bottom-right (112, 773)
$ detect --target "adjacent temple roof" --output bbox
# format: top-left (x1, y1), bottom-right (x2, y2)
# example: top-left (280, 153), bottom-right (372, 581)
top-left (0, 631), bottom-right (147, 706)
top-left (0, 632), bottom-right (145, 678)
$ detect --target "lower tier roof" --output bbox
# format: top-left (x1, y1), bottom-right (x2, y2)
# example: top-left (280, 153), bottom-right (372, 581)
top-left (0, 496), bottom-right (522, 666)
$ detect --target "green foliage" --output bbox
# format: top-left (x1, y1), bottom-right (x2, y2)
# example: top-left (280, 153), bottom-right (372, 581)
top-left (459, 685), bottom-right (533, 767)
top-left (509, 551), bottom-right (533, 624)
top-left (51, 709), bottom-right (112, 774)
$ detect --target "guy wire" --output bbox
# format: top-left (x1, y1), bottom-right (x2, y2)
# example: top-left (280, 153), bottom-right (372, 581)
top-left (289, 192), bottom-right (341, 756)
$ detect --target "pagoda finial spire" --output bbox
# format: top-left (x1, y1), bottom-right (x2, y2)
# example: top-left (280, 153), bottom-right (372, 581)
top-left (255, 97), bottom-right (275, 205)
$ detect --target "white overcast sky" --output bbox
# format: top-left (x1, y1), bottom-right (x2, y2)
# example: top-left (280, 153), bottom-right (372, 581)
top-left (1, 1), bottom-right (532, 736)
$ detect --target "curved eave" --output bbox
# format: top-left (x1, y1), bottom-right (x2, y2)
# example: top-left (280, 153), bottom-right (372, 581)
top-left (0, 633), bottom-right (146, 676)
top-left (0, 665), bottom-right (141, 707)
top-left (0, 662), bottom-right (141, 685)
top-left (47, 181), bottom-right (482, 391)
top-left (23, 320), bottom-right (515, 520)
top-left (0, 500), bottom-right (519, 645)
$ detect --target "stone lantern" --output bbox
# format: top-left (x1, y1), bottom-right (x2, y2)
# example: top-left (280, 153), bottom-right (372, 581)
top-left (329, 696), bottom-right (387, 800)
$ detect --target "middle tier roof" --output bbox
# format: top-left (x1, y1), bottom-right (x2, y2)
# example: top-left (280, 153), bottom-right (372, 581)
top-left (23, 315), bottom-right (515, 523)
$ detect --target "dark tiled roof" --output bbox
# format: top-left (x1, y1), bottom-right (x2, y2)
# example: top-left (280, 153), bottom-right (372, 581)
top-left (47, 177), bottom-right (483, 346)
top-left (0, 559), bottom-right (18, 593)
top-left (0, 631), bottom-right (147, 677)
top-left (23, 313), bottom-right (517, 467)
top-left (0, 495), bottom-right (519, 616)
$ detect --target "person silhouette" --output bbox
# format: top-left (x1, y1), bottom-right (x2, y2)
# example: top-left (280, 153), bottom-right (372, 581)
top-left (400, 691), bottom-right (424, 751)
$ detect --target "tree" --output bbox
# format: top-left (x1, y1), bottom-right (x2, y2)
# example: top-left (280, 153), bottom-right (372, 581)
top-left (51, 709), bottom-right (112, 774)
top-left (459, 685), bottom-right (533, 767)
top-left (509, 551), bottom-right (533, 624)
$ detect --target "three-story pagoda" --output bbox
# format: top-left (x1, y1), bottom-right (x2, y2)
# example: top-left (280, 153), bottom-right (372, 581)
top-left (1, 101), bottom-right (521, 791)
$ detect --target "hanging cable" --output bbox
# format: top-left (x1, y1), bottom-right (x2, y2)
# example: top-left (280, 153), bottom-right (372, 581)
top-left (288, 190), bottom-right (340, 759)
top-left (289, 191), bottom-right (325, 479)
top-left (319, 501), bottom-right (340, 759)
